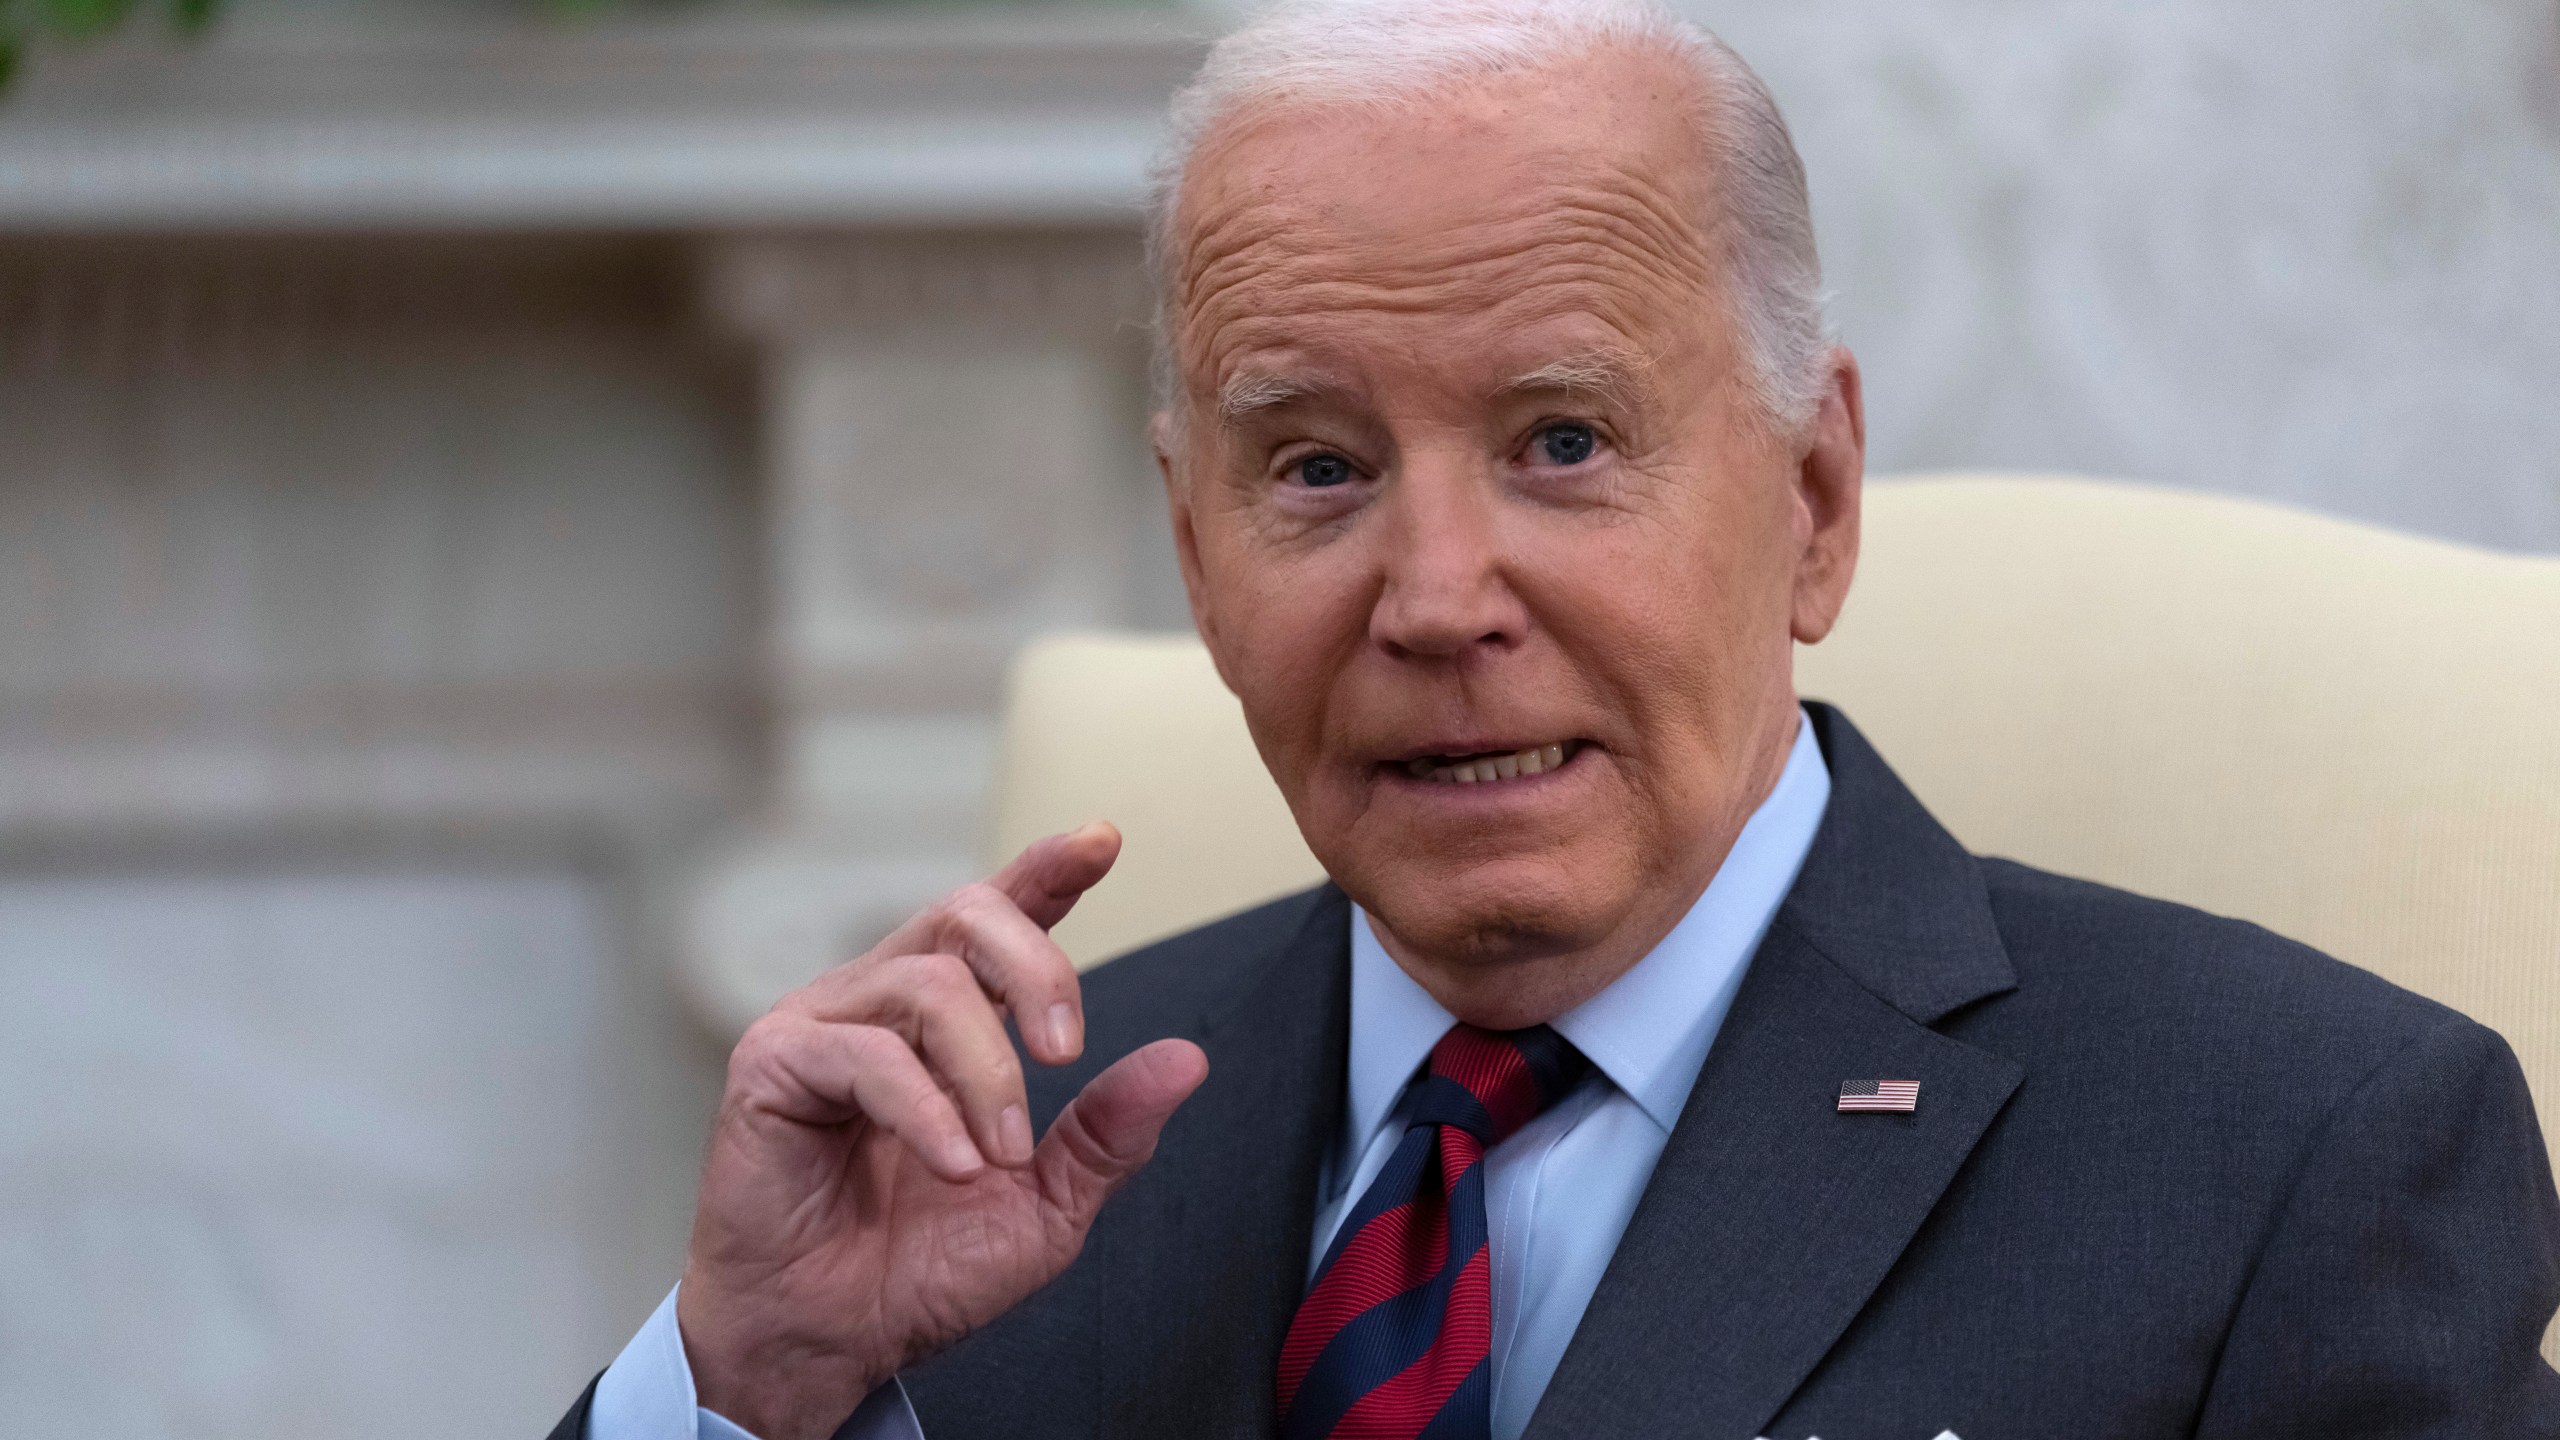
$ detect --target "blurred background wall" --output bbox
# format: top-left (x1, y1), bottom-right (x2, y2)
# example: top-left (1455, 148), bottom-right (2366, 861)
top-left (0, 0), bottom-right (2553, 1431)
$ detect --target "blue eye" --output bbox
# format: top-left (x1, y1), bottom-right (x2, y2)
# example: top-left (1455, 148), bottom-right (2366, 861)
top-left (1538, 424), bottom-right (1597, 466)
top-left (1296, 453), bottom-right (1354, 488)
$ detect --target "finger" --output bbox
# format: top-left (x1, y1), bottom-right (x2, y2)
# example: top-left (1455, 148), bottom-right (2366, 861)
top-left (876, 951), bottom-right (1035, 1167)
top-left (1033, 1038), bottom-right (1209, 1231)
top-left (987, 821), bottom-right (1121, 933)
top-left (795, 884), bottom-right (1086, 1073)
top-left (930, 882), bottom-right (1088, 1067)
top-left (802, 826), bottom-right (1114, 1061)
top-left (738, 1012), bottom-right (987, 1182)
top-left (838, 820), bottom-right (1113, 971)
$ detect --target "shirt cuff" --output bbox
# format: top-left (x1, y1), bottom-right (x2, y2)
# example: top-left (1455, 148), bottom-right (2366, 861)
top-left (587, 1284), bottom-right (924, 1440)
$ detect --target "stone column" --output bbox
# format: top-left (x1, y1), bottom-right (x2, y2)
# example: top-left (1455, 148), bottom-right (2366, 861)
top-left (683, 229), bottom-right (1172, 1032)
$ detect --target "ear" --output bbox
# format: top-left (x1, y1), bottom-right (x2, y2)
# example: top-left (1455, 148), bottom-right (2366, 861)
top-left (1153, 410), bottom-right (1232, 684)
top-left (1789, 346), bottom-right (1865, 646)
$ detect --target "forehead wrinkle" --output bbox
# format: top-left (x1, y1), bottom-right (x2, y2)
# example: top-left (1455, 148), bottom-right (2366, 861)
top-left (1183, 256), bottom-right (1699, 391)
top-left (1175, 180), bottom-right (1719, 381)
top-left (1184, 173), bottom-right (1708, 299)
top-left (1165, 40), bottom-right (1743, 381)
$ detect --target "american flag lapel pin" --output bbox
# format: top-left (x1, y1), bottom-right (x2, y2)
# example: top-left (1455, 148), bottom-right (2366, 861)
top-left (1838, 1078), bottom-right (1920, 1113)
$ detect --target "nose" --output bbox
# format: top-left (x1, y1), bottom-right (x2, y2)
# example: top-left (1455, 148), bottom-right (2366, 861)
top-left (1368, 451), bottom-right (1528, 661)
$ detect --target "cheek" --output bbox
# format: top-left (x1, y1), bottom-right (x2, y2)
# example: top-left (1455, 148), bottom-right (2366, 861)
top-left (1196, 515), bottom-right (1374, 778)
top-left (1514, 477), bottom-right (1794, 744)
top-left (1517, 507), bottom-right (1719, 655)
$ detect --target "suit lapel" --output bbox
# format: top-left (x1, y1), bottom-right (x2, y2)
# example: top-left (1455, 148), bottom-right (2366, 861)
top-left (1525, 706), bottom-right (2025, 1439)
top-left (1093, 885), bottom-right (1351, 1438)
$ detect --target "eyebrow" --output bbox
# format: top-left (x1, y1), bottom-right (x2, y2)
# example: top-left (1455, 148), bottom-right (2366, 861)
top-left (1212, 346), bottom-right (1659, 424)
top-left (1216, 372), bottom-right (1327, 422)
top-left (1491, 348), bottom-right (1659, 411)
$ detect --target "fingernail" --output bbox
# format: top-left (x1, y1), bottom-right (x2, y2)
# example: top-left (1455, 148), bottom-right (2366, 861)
top-left (999, 1104), bottom-right (1034, 1164)
top-left (943, 1135), bottom-right (984, 1177)
top-left (1046, 1003), bottom-right (1079, 1057)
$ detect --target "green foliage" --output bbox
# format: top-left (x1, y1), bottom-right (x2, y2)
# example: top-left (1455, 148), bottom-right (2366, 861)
top-left (2, 0), bottom-right (234, 95)
top-left (40, 0), bottom-right (138, 38)
top-left (0, 0), bottom-right (213, 96)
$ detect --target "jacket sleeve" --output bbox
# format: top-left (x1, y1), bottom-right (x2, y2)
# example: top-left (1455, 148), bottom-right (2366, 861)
top-left (2192, 1014), bottom-right (2560, 1439)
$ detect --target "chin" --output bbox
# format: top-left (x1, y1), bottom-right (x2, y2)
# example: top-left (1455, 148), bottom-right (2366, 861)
top-left (1351, 847), bottom-right (1627, 970)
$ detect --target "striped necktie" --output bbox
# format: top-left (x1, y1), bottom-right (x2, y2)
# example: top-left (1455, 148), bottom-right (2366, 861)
top-left (1277, 1023), bottom-right (1590, 1440)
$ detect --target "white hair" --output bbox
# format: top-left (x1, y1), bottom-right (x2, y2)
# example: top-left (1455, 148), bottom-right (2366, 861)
top-left (1148, 0), bottom-right (1832, 437)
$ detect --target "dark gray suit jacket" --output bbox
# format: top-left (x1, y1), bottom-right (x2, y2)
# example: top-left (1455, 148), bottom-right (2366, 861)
top-left (560, 705), bottom-right (2560, 1438)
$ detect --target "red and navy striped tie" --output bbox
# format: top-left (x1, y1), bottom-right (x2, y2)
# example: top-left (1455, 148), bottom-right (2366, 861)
top-left (1277, 1023), bottom-right (1589, 1440)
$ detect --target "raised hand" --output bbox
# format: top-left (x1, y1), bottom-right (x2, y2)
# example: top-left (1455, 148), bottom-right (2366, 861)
top-left (674, 822), bottom-right (1209, 1440)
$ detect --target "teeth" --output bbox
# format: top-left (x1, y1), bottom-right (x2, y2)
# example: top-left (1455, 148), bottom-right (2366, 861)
top-left (1407, 741), bottom-right (1578, 786)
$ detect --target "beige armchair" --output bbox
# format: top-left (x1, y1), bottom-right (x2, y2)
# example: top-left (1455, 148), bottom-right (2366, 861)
top-left (985, 473), bottom-right (2560, 1361)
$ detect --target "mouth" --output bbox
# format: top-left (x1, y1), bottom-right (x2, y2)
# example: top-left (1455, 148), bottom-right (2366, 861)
top-left (1395, 739), bottom-right (1588, 786)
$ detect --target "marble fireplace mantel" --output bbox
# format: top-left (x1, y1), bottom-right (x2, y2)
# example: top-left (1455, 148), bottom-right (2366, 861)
top-left (0, 9), bottom-right (1209, 230)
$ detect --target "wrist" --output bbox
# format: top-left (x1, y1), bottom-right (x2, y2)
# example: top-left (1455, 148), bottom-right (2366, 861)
top-left (677, 1277), bottom-right (892, 1440)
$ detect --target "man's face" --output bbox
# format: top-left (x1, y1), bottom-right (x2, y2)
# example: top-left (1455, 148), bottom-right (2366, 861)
top-left (1160, 47), bottom-right (1861, 1024)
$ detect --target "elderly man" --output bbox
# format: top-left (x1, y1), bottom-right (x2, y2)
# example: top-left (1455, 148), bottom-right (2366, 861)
top-left (555, 2), bottom-right (2560, 1437)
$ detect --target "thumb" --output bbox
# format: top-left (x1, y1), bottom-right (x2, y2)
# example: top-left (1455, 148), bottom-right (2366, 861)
top-left (1033, 1038), bottom-right (1208, 1230)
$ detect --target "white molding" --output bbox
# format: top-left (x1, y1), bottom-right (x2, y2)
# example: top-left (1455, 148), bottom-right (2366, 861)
top-left (0, 676), bottom-right (750, 838)
top-left (701, 230), bottom-right (1152, 342)
top-left (0, 233), bottom-right (680, 372)
top-left (0, 11), bottom-right (1212, 230)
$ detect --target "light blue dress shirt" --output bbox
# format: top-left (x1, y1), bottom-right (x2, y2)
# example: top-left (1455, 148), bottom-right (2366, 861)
top-left (1320, 710), bottom-right (1829, 1439)
top-left (588, 1284), bottom-right (920, 1440)
top-left (594, 709), bottom-right (1829, 1440)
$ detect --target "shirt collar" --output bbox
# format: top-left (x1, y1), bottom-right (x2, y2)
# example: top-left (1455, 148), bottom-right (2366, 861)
top-left (1345, 708), bottom-right (1832, 1143)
